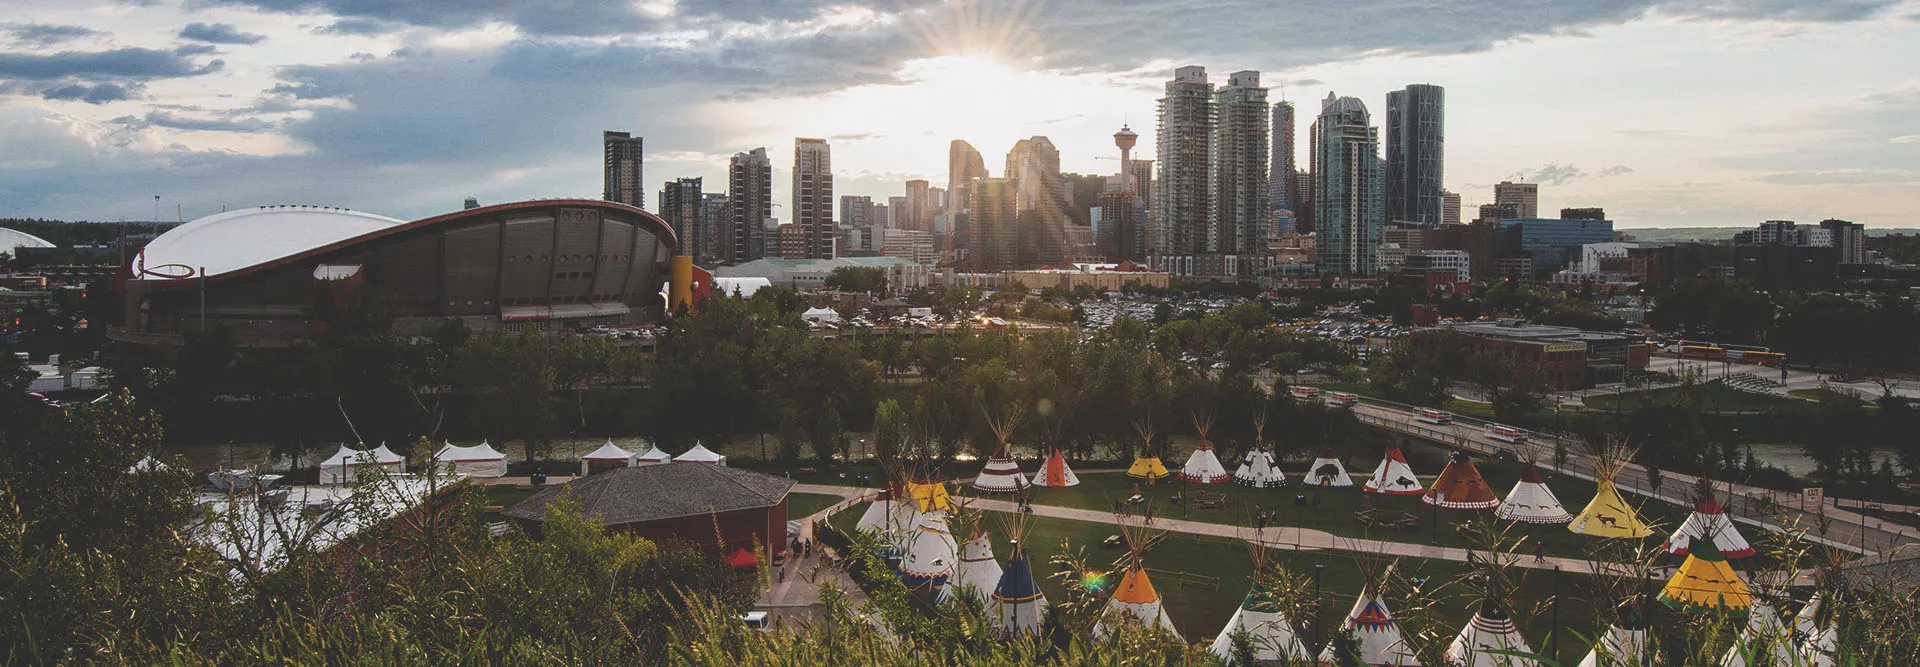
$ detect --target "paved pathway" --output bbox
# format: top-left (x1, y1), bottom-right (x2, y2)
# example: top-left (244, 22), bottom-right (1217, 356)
top-left (756, 484), bottom-right (868, 623)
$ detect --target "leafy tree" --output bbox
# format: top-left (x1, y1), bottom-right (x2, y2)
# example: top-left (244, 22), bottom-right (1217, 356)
top-left (823, 266), bottom-right (888, 294)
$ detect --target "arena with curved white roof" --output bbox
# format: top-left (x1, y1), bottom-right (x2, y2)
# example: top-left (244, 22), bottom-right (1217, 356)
top-left (113, 199), bottom-right (677, 347)
top-left (1, 227), bottom-right (56, 257)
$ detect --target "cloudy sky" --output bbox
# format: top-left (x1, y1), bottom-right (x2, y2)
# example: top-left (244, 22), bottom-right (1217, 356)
top-left (2, 0), bottom-right (1916, 228)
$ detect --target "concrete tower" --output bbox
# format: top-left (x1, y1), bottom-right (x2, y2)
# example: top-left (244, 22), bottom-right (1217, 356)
top-left (793, 138), bottom-right (834, 258)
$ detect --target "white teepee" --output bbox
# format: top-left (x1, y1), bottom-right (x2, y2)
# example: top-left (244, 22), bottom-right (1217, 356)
top-left (973, 403), bottom-right (1030, 492)
top-left (1093, 508), bottom-right (1181, 642)
top-left (1177, 413), bottom-right (1230, 483)
top-left (1720, 599), bottom-right (1795, 667)
top-left (1497, 464), bottom-right (1573, 524)
top-left (1665, 493), bottom-right (1754, 558)
top-left (1033, 449), bottom-right (1080, 487)
top-left (897, 507), bottom-right (959, 586)
top-left (1234, 448), bottom-right (1287, 488)
top-left (1207, 541), bottom-right (1309, 663)
top-left (1303, 447), bottom-right (1354, 487)
top-left (939, 535), bottom-right (1004, 606)
top-left (1578, 597), bottom-right (1651, 667)
top-left (1320, 584), bottom-right (1419, 666)
top-left (1795, 595), bottom-right (1837, 667)
top-left (1364, 446), bottom-right (1424, 495)
top-left (1446, 592), bottom-right (1538, 667)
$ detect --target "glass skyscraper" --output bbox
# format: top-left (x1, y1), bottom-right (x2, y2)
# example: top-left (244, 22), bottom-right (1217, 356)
top-left (1385, 84), bottom-right (1444, 227)
top-left (1312, 93), bottom-right (1385, 276)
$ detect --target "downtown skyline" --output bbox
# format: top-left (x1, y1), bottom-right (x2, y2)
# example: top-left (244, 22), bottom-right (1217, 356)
top-left (0, 1), bottom-right (1916, 228)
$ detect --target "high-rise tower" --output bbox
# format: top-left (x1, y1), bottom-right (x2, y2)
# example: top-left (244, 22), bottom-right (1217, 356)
top-left (1493, 181), bottom-right (1538, 219)
top-left (947, 140), bottom-right (988, 216)
top-left (1212, 70), bottom-right (1269, 254)
top-left (1102, 125), bottom-right (1146, 262)
top-left (659, 177), bottom-right (703, 257)
top-left (969, 178), bottom-right (1019, 272)
top-left (1269, 101), bottom-right (1295, 213)
top-left (727, 147), bottom-right (772, 264)
top-left (1154, 65), bottom-right (1214, 258)
top-left (1386, 84), bottom-right (1445, 226)
top-left (1312, 92), bottom-right (1385, 276)
top-left (602, 131), bottom-right (644, 209)
top-left (793, 138), bottom-right (834, 258)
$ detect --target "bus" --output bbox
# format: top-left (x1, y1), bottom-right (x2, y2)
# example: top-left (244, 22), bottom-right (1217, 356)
top-left (1289, 386), bottom-right (1322, 400)
top-left (1742, 350), bottom-right (1786, 367)
top-left (1487, 424), bottom-right (1528, 443)
top-left (1680, 345), bottom-right (1727, 360)
top-left (1325, 392), bottom-right (1358, 408)
top-left (1415, 408), bottom-right (1451, 425)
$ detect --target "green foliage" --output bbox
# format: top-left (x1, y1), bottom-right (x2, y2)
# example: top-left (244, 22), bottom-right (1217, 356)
top-left (824, 266), bottom-right (889, 294)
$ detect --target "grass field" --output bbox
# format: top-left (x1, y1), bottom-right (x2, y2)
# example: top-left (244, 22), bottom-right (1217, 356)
top-left (827, 502), bottom-right (1614, 663)
top-left (481, 483), bottom-right (542, 508)
top-left (1582, 381), bottom-right (1794, 412)
top-left (786, 492), bottom-right (847, 520)
top-left (994, 451), bottom-right (1695, 563)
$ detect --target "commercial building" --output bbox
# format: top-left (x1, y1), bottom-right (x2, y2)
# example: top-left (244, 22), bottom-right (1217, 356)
top-left (716, 256), bottom-right (930, 292)
top-left (1005, 263), bottom-right (1172, 292)
top-left (659, 177), bottom-right (703, 258)
top-left (698, 194), bottom-right (729, 264)
top-left (1497, 217), bottom-right (1615, 274)
top-left (1493, 182), bottom-right (1538, 219)
top-left (969, 178), bottom-right (1019, 272)
top-left (776, 223), bottom-right (805, 259)
top-left (1412, 319), bottom-right (1648, 389)
top-left (1404, 249), bottom-right (1470, 281)
top-left (1441, 192), bottom-right (1461, 226)
top-left (602, 131), bottom-right (645, 209)
top-left (1269, 100), bottom-right (1296, 217)
top-left (727, 148), bottom-right (773, 264)
top-left (1385, 84), bottom-right (1445, 227)
top-left (115, 201), bottom-right (676, 346)
top-left (1552, 242), bottom-right (1638, 285)
top-left (1628, 243), bottom-right (1734, 285)
top-left (1560, 208), bottom-right (1606, 221)
top-left (1154, 65), bottom-right (1214, 258)
top-left (1213, 70), bottom-right (1270, 254)
top-left (881, 228), bottom-right (937, 266)
top-left (1820, 218), bottom-right (1866, 264)
top-left (840, 195), bottom-right (876, 229)
top-left (1006, 136), bottom-right (1068, 267)
top-left (948, 140), bottom-right (988, 216)
top-left (505, 463), bottom-right (793, 564)
top-left (904, 179), bottom-right (932, 232)
top-left (1311, 92), bottom-right (1385, 276)
top-left (793, 138), bottom-right (834, 258)
top-left (1735, 243), bottom-right (1838, 292)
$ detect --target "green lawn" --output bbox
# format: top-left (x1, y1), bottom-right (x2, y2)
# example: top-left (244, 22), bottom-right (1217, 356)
top-left (1583, 381), bottom-right (1794, 412)
top-left (995, 453), bottom-right (1695, 563)
top-left (1442, 397), bottom-right (1499, 419)
top-left (826, 502), bottom-right (1612, 664)
top-left (787, 492), bottom-right (847, 520)
top-left (481, 483), bottom-right (542, 508)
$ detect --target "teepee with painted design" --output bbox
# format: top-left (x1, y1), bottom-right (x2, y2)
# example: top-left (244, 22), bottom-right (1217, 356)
top-left (1207, 531), bottom-right (1310, 663)
top-left (1319, 561), bottom-right (1419, 666)
top-left (1569, 446), bottom-right (1653, 539)
top-left (1178, 411), bottom-right (1231, 483)
top-left (896, 479), bottom-right (959, 586)
top-left (1658, 534), bottom-right (1753, 617)
top-left (989, 510), bottom-right (1048, 635)
top-left (1445, 580), bottom-right (1539, 667)
top-left (1719, 594), bottom-right (1796, 666)
top-left (1303, 446), bottom-right (1354, 487)
top-left (1497, 462), bottom-right (1573, 524)
top-left (938, 512), bottom-right (1003, 607)
top-left (971, 404), bottom-right (1029, 493)
top-left (1364, 444), bottom-right (1424, 495)
top-left (1423, 451), bottom-right (1502, 510)
top-left (1579, 595), bottom-right (1653, 667)
top-left (1033, 448), bottom-right (1079, 487)
top-left (1126, 419), bottom-right (1171, 482)
top-left (1665, 486), bottom-right (1754, 558)
top-left (1233, 412), bottom-right (1286, 488)
top-left (1092, 505), bottom-right (1182, 641)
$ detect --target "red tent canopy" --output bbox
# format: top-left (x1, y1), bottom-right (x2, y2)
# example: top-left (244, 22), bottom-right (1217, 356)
top-left (728, 547), bottom-right (759, 570)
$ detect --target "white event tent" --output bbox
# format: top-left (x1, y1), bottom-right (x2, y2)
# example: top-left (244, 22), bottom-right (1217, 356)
top-left (674, 442), bottom-right (728, 466)
top-left (433, 441), bottom-right (508, 478)
top-left (320, 444), bottom-right (407, 484)
top-left (580, 441), bottom-right (636, 475)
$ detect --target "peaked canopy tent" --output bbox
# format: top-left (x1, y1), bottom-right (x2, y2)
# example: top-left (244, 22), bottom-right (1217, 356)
top-left (1423, 451), bottom-right (1502, 510)
top-left (320, 444), bottom-right (406, 484)
top-left (630, 443), bottom-right (672, 466)
top-left (1233, 447), bottom-right (1286, 488)
top-left (1303, 447), bottom-right (1355, 487)
top-left (433, 441), bottom-right (508, 478)
top-left (580, 441), bottom-right (636, 475)
top-left (1665, 494), bottom-right (1755, 558)
top-left (1578, 596), bottom-right (1651, 667)
top-left (1363, 446), bottom-right (1425, 495)
top-left (674, 442), bottom-right (727, 466)
top-left (1497, 464), bottom-right (1573, 524)
top-left (1658, 536), bottom-right (1752, 617)
top-left (1092, 565), bottom-right (1182, 641)
top-left (1569, 460), bottom-right (1653, 539)
top-left (1033, 449), bottom-right (1079, 487)
top-left (939, 535), bottom-right (1003, 606)
top-left (1320, 586), bottom-right (1419, 666)
top-left (128, 456), bottom-right (168, 474)
top-left (800, 306), bottom-right (840, 322)
top-left (1445, 593), bottom-right (1538, 667)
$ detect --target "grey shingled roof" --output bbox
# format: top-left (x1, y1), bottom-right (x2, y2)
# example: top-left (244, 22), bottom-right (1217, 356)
top-left (503, 462), bottom-right (795, 526)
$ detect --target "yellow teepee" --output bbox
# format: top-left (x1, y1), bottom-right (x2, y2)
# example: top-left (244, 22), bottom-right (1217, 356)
top-left (1126, 420), bottom-right (1170, 482)
top-left (908, 479), bottom-right (952, 512)
top-left (1658, 536), bottom-right (1752, 616)
top-left (1569, 449), bottom-right (1653, 539)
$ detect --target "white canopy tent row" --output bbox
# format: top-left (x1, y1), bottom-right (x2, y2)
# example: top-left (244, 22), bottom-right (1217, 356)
top-left (580, 441), bottom-right (636, 475)
top-left (320, 444), bottom-right (407, 485)
top-left (674, 442), bottom-right (727, 466)
top-left (433, 441), bottom-right (508, 478)
top-left (632, 443), bottom-right (672, 466)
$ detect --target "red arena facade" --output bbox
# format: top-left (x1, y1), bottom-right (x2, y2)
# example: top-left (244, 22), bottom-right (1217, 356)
top-left (112, 199), bottom-right (677, 347)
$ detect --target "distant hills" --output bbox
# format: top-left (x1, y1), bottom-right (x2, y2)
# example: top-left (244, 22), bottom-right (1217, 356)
top-left (1618, 226), bottom-right (1920, 242)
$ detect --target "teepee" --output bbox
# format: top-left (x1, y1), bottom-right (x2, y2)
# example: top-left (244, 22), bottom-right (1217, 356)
top-left (1795, 595), bottom-right (1837, 667)
top-left (1424, 451), bottom-right (1502, 510)
top-left (973, 403), bottom-right (1030, 493)
top-left (1364, 445), bottom-right (1425, 495)
top-left (854, 487), bottom-right (915, 551)
top-left (989, 511), bottom-right (1049, 635)
top-left (1445, 582), bottom-right (1538, 667)
top-left (1093, 507), bottom-right (1182, 641)
top-left (1579, 596), bottom-right (1652, 667)
top-left (940, 534), bottom-right (1004, 607)
top-left (1720, 597), bottom-right (1796, 666)
top-left (1233, 413), bottom-right (1287, 488)
top-left (1319, 566), bottom-right (1419, 666)
top-left (1178, 412), bottom-right (1231, 484)
top-left (1034, 448), bottom-right (1080, 487)
top-left (1665, 490), bottom-right (1755, 558)
top-left (897, 479), bottom-right (959, 586)
top-left (1126, 420), bottom-right (1171, 482)
top-left (1658, 535), bottom-right (1752, 617)
top-left (1497, 463), bottom-right (1573, 524)
top-left (1303, 446), bottom-right (1354, 487)
top-left (1208, 539), bottom-right (1310, 663)
top-left (1569, 447), bottom-right (1653, 539)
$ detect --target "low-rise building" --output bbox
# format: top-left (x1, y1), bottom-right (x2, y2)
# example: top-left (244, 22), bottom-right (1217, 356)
top-left (1004, 262), bottom-right (1171, 292)
top-left (1412, 318), bottom-right (1646, 389)
top-left (716, 256), bottom-right (930, 292)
